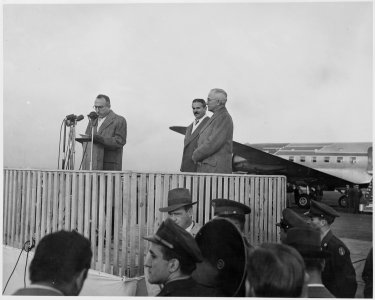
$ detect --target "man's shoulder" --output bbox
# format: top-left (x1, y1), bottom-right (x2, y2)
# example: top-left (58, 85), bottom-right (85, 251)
top-left (13, 287), bottom-right (63, 296)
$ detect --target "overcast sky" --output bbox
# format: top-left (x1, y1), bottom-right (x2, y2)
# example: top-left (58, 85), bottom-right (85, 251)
top-left (3, 1), bottom-right (373, 172)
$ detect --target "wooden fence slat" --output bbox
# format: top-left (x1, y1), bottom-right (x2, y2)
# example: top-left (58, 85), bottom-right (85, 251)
top-left (243, 177), bottom-right (250, 237)
top-left (3, 170), bottom-right (10, 243)
top-left (58, 172), bottom-right (65, 231)
top-left (29, 172), bottom-right (37, 243)
top-left (259, 177), bottom-right (265, 244)
top-left (129, 173), bottom-right (138, 276)
top-left (105, 174), bottom-right (113, 274)
top-left (198, 176), bottom-right (205, 225)
top-left (40, 172), bottom-right (48, 239)
top-left (112, 173), bottom-right (121, 275)
top-left (71, 173), bottom-right (78, 231)
top-left (97, 173), bottom-right (106, 272)
top-left (90, 174), bottom-right (99, 270)
top-left (52, 172), bottom-right (59, 232)
top-left (154, 174), bottom-right (162, 234)
top-left (15, 171), bottom-right (22, 247)
top-left (78, 173), bottom-right (85, 233)
top-left (9, 171), bottom-right (16, 247)
top-left (146, 174), bottom-right (155, 235)
top-left (35, 172), bottom-right (42, 243)
top-left (84, 173), bottom-right (92, 238)
top-left (20, 171), bottom-right (27, 247)
top-left (64, 173), bottom-right (72, 231)
top-left (138, 174), bottom-right (147, 276)
top-left (46, 172), bottom-right (53, 234)
top-left (204, 176), bottom-right (211, 223)
top-left (121, 173), bottom-right (131, 277)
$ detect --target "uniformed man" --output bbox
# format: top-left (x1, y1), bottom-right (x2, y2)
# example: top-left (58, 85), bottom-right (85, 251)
top-left (305, 200), bottom-right (357, 298)
top-left (211, 198), bottom-right (252, 247)
top-left (143, 218), bottom-right (215, 296)
top-left (276, 207), bottom-right (310, 243)
top-left (159, 188), bottom-right (201, 237)
top-left (286, 227), bottom-right (334, 298)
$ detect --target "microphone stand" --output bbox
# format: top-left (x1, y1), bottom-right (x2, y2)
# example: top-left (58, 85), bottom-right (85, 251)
top-left (87, 114), bottom-right (98, 171)
top-left (61, 119), bottom-right (67, 169)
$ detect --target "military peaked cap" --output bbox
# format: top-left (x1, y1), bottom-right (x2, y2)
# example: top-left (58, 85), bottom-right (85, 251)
top-left (304, 200), bottom-right (340, 219)
top-left (276, 208), bottom-right (308, 230)
top-left (211, 199), bottom-right (251, 216)
top-left (143, 218), bottom-right (203, 263)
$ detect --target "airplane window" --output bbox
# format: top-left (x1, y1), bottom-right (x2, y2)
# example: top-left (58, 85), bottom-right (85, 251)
top-left (300, 156), bottom-right (305, 162)
top-left (337, 157), bottom-right (343, 163)
top-left (289, 156), bottom-right (294, 162)
top-left (311, 156), bottom-right (317, 163)
top-left (350, 157), bottom-right (357, 164)
top-left (324, 157), bottom-right (330, 163)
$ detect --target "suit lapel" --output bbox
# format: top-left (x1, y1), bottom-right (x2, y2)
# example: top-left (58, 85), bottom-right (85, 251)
top-left (184, 116), bottom-right (209, 147)
top-left (97, 110), bottom-right (115, 134)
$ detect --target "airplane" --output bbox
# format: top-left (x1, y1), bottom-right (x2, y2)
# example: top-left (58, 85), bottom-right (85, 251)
top-left (170, 126), bottom-right (373, 209)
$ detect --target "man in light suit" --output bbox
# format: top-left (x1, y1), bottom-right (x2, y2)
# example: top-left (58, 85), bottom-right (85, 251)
top-left (192, 88), bottom-right (233, 174)
top-left (180, 99), bottom-right (210, 172)
top-left (84, 94), bottom-right (127, 170)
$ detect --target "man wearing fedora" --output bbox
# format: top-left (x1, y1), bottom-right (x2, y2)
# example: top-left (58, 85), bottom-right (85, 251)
top-left (286, 227), bottom-right (334, 298)
top-left (305, 200), bottom-right (357, 298)
top-left (159, 188), bottom-right (201, 237)
top-left (143, 219), bottom-right (215, 296)
top-left (276, 208), bottom-right (310, 244)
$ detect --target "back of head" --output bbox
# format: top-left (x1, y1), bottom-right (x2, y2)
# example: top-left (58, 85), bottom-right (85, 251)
top-left (210, 88), bottom-right (227, 105)
top-left (30, 230), bottom-right (92, 288)
top-left (246, 243), bottom-right (306, 297)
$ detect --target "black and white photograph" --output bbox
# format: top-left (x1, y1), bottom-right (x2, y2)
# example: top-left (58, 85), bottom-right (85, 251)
top-left (2, 0), bottom-right (373, 297)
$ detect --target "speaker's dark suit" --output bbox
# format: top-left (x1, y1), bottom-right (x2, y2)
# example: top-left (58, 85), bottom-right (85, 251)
top-left (180, 116), bottom-right (209, 172)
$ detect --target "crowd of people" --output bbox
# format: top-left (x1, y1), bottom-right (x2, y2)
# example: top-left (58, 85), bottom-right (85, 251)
top-left (14, 188), bottom-right (372, 298)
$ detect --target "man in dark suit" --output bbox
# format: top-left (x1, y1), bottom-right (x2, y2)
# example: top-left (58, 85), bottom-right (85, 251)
top-left (13, 230), bottom-right (92, 296)
top-left (286, 227), bottom-right (334, 298)
top-left (84, 94), bottom-right (127, 170)
top-left (192, 88), bottom-right (233, 174)
top-left (180, 99), bottom-right (210, 172)
top-left (143, 219), bottom-right (215, 296)
top-left (305, 200), bottom-right (357, 298)
top-left (276, 208), bottom-right (310, 243)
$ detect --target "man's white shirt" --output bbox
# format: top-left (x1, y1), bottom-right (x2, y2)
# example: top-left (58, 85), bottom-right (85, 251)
top-left (191, 115), bottom-right (207, 133)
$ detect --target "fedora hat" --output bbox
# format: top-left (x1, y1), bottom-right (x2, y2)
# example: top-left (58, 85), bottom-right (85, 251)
top-left (159, 188), bottom-right (197, 212)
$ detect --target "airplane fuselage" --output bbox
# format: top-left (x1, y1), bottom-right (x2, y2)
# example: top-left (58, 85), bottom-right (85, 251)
top-left (247, 142), bottom-right (372, 185)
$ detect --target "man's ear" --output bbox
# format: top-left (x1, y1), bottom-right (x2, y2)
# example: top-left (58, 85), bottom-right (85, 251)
top-left (168, 258), bottom-right (180, 273)
top-left (74, 268), bottom-right (89, 295)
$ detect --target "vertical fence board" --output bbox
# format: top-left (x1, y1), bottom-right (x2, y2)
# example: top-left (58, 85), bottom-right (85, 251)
top-left (58, 172), bottom-right (65, 231)
top-left (40, 173), bottom-right (48, 239)
top-left (84, 173), bottom-right (92, 238)
top-left (3, 170), bottom-right (10, 243)
top-left (46, 172), bottom-right (53, 234)
top-left (198, 176), bottom-right (205, 225)
top-left (35, 172), bottom-right (42, 243)
top-left (105, 174), bottom-right (113, 274)
top-left (90, 174), bottom-right (99, 269)
top-left (129, 173), bottom-right (138, 276)
top-left (64, 173), bottom-right (72, 231)
top-left (113, 173), bottom-right (121, 275)
top-left (71, 173), bottom-right (78, 231)
top-left (97, 173), bottom-right (106, 272)
top-left (204, 177), bottom-right (211, 223)
top-left (121, 173), bottom-right (131, 277)
top-left (52, 172), bottom-right (59, 232)
top-left (20, 171), bottom-right (27, 247)
top-left (259, 178), bottom-right (265, 244)
top-left (30, 172), bottom-right (37, 243)
top-left (146, 174), bottom-right (155, 235)
top-left (78, 173), bottom-right (85, 233)
top-left (138, 174), bottom-right (147, 276)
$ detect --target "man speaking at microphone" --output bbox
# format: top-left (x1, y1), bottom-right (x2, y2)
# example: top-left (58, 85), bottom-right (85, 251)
top-left (84, 94), bottom-right (127, 171)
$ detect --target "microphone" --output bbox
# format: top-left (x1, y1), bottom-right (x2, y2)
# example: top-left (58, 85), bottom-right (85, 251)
top-left (76, 115), bottom-right (84, 122)
top-left (65, 114), bottom-right (77, 121)
top-left (88, 111), bottom-right (99, 120)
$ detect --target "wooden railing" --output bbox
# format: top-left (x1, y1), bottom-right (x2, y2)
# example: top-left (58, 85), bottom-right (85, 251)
top-left (3, 168), bottom-right (287, 277)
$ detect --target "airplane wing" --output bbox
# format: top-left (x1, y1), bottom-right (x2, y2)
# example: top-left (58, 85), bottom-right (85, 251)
top-left (169, 126), bottom-right (352, 188)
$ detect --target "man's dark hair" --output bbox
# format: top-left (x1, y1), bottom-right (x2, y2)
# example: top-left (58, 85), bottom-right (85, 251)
top-left (303, 257), bottom-right (325, 272)
top-left (96, 94), bottom-right (111, 106)
top-left (192, 98), bottom-right (206, 107)
top-left (30, 230), bottom-right (92, 285)
top-left (160, 244), bottom-right (196, 275)
top-left (247, 243), bottom-right (305, 297)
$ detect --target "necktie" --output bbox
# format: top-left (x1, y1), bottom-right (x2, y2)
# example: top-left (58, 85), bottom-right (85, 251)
top-left (195, 119), bottom-right (199, 125)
